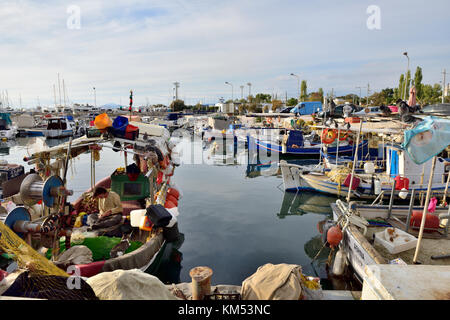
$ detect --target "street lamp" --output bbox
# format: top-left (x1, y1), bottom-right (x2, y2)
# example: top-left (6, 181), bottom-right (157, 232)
top-left (290, 73), bottom-right (300, 101)
top-left (93, 87), bottom-right (96, 108)
top-left (247, 82), bottom-right (252, 100)
top-left (402, 52), bottom-right (410, 101)
top-left (225, 82), bottom-right (233, 101)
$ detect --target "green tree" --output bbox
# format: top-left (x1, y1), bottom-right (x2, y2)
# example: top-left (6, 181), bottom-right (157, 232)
top-left (414, 66), bottom-right (423, 100)
top-left (286, 98), bottom-right (298, 106)
top-left (170, 99), bottom-right (186, 111)
top-left (405, 70), bottom-right (411, 100)
top-left (397, 74), bottom-right (405, 100)
top-left (300, 80), bottom-right (307, 101)
top-left (255, 93), bottom-right (271, 103)
top-left (318, 88), bottom-right (324, 101)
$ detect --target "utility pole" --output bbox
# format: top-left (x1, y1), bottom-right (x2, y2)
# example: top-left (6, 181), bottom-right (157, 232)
top-left (173, 82), bottom-right (180, 101)
top-left (356, 86), bottom-right (363, 106)
top-left (442, 69), bottom-right (448, 103)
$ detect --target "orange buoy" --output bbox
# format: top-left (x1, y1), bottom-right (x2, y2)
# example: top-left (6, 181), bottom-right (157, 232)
top-left (168, 188), bottom-right (180, 200)
top-left (321, 129), bottom-right (337, 144)
top-left (326, 226), bottom-right (343, 248)
top-left (164, 200), bottom-right (176, 209)
top-left (166, 194), bottom-right (178, 206)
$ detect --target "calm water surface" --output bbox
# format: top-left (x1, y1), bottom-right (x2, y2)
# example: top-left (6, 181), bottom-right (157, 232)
top-left (1, 136), bottom-right (357, 289)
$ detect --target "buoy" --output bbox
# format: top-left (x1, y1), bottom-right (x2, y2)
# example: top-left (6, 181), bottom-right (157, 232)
top-left (164, 200), bottom-right (176, 209)
top-left (167, 188), bottom-right (180, 200)
top-left (326, 226), bottom-right (343, 248)
top-left (398, 188), bottom-right (408, 199)
top-left (332, 249), bottom-right (346, 276)
top-left (321, 129), bottom-right (337, 144)
top-left (166, 194), bottom-right (178, 206)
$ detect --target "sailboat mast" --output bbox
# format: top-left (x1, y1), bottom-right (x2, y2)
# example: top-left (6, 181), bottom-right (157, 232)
top-left (58, 73), bottom-right (62, 108)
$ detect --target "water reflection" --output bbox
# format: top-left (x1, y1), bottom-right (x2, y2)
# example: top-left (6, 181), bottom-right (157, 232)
top-left (278, 191), bottom-right (337, 218)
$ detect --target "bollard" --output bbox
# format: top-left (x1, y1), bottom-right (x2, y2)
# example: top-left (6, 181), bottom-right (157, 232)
top-left (189, 266), bottom-right (213, 300)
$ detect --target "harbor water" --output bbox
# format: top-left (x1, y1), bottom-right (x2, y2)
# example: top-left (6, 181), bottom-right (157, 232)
top-left (0, 135), bottom-right (359, 290)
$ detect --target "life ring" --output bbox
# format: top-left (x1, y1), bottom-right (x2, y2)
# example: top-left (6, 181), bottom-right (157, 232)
top-left (321, 129), bottom-right (337, 144)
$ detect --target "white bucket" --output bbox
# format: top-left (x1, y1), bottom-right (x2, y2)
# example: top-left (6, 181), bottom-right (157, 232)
top-left (130, 209), bottom-right (146, 227)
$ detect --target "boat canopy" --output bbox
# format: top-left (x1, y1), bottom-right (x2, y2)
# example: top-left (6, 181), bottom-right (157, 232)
top-left (0, 113), bottom-right (12, 125)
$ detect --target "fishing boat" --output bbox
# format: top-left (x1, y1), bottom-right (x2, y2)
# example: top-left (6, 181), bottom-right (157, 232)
top-left (280, 118), bottom-right (450, 199)
top-left (249, 129), bottom-right (369, 158)
top-left (0, 119), bottom-right (184, 286)
top-left (330, 199), bottom-right (449, 294)
top-left (44, 117), bottom-right (74, 139)
top-left (0, 113), bottom-right (18, 140)
top-left (324, 116), bottom-right (450, 299)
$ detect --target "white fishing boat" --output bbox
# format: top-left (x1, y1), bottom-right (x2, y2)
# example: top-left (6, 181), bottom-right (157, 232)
top-left (44, 117), bottom-right (74, 139)
top-left (0, 113), bottom-right (18, 140)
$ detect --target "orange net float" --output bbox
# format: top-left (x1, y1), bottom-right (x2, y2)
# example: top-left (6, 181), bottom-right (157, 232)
top-left (321, 129), bottom-right (337, 144)
top-left (167, 188), bottom-right (180, 200)
top-left (166, 194), bottom-right (178, 207)
top-left (164, 200), bottom-right (176, 209)
top-left (326, 226), bottom-right (343, 248)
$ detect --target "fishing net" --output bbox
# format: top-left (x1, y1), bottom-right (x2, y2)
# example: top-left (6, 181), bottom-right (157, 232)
top-left (0, 221), bottom-right (98, 299)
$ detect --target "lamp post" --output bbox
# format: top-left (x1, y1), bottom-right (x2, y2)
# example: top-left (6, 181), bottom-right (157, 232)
top-left (225, 82), bottom-right (233, 101)
top-left (402, 52), bottom-right (410, 101)
top-left (290, 73), bottom-right (300, 101)
top-left (247, 82), bottom-right (252, 101)
top-left (93, 87), bottom-right (96, 108)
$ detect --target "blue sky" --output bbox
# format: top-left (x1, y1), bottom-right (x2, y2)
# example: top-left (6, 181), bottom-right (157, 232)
top-left (0, 0), bottom-right (449, 107)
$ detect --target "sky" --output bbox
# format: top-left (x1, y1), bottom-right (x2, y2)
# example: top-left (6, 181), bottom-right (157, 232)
top-left (0, 0), bottom-right (449, 108)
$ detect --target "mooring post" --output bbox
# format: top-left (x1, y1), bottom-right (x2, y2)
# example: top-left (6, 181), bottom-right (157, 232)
top-left (189, 266), bottom-right (213, 300)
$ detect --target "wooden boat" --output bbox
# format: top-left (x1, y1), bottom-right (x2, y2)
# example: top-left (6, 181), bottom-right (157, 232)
top-left (0, 123), bottom-right (183, 281)
top-left (249, 129), bottom-right (369, 158)
top-left (330, 200), bottom-right (450, 287)
top-left (44, 117), bottom-right (74, 139)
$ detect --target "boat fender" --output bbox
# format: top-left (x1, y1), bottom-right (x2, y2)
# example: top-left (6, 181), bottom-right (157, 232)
top-left (332, 249), bottom-right (346, 276)
top-left (374, 178), bottom-right (381, 195)
top-left (164, 200), bottom-right (176, 209)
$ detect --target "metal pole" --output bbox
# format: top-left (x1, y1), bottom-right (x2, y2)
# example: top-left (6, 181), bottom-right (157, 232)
top-left (346, 120), bottom-right (364, 202)
top-left (441, 169), bottom-right (450, 206)
top-left (413, 156), bottom-right (437, 264)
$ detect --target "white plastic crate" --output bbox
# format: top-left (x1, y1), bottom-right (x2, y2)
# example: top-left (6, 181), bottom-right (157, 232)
top-left (374, 228), bottom-right (418, 254)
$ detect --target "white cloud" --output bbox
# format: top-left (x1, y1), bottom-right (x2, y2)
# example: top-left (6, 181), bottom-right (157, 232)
top-left (0, 0), bottom-right (449, 107)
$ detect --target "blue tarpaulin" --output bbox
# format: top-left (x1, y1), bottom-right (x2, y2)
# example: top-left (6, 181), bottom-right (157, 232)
top-left (0, 113), bottom-right (12, 125)
top-left (402, 116), bottom-right (450, 164)
top-left (290, 101), bottom-right (322, 115)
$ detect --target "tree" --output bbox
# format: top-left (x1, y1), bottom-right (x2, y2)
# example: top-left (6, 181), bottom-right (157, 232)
top-left (404, 70), bottom-right (411, 100)
top-left (300, 80), bottom-right (307, 101)
top-left (318, 88), bottom-right (324, 102)
top-left (255, 93), bottom-right (271, 103)
top-left (272, 99), bottom-right (283, 112)
top-left (170, 99), bottom-right (185, 111)
top-left (414, 66), bottom-right (423, 100)
top-left (286, 98), bottom-right (298, 106)
top-left (397, 74), bottom-right (405, 100)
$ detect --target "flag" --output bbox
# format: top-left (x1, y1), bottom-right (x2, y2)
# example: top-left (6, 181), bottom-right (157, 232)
top-left (129, 90), bottom-right (133, 112)
top-left (402, 116), bottom-right (450, 164)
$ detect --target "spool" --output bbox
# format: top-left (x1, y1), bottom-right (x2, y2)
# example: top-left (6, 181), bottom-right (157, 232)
top-left (4, 207), bottom-right (34, 238)
top-left (189, 266), bottom-right (213, 300)
top-left (19, 174), bottom-right (73, 207)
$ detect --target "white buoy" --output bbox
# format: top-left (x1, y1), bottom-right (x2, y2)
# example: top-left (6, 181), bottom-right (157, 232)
top-left (332, 249), bottom-right (346, 276)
